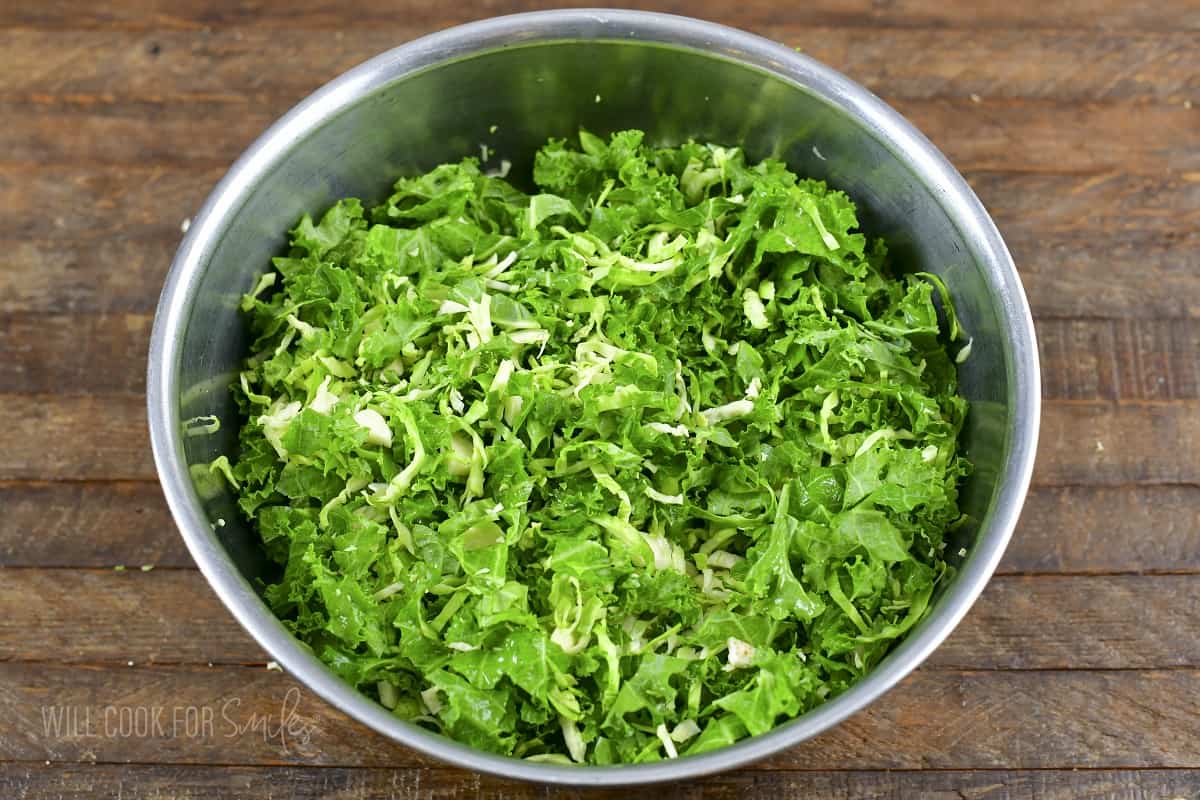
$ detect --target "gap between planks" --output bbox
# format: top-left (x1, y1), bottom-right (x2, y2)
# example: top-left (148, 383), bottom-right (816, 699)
top-left (7, 563), bottom-right (1200, 577)
top-left (3, 762), bottom-right (1198, 771)
top-left (9, 566), bottom-right (1200, 579)
top-left (1, 0), bottom-right (1198, 32)
top-left (3, 659), bottom-right (1197, 674)
top-left (2, 762), bottom-right (1199, 800)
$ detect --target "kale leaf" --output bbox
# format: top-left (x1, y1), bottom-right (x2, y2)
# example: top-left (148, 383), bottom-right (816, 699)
top-left (227, 131), bottom-right (970, 764)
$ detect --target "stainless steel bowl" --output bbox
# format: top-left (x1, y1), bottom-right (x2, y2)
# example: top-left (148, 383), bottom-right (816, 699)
top-left (148, 9), bottom-right (1040, 785)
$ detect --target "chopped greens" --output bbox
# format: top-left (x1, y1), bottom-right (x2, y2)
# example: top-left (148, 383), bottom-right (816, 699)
top-left (227, 130), bottom-right (970, 764)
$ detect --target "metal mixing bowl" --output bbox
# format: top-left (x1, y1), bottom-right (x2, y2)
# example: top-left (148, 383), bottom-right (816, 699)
top-left (148, 9), bottom-right (1040, 785)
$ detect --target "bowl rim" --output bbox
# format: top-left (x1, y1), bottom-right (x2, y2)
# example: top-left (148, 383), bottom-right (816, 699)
top-left (148, 8), bottom-right (1040, 786)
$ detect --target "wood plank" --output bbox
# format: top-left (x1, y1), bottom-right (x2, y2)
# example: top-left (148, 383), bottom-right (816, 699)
top-left (7, 313), bottom-right (1199, 401)
top-left (1013, 230), bottom-right (1200, 320)
top-left (19, 166), bottom-right (1194, 239)
top-left (2, 395), bottom-right (1198, 485)
top-left (3, 29), bottom-right (1197, 103)
top-left (4, 168), bottom-right (1196, 248)
top-left (929, 576), bottom-right (1200, 670)
top-left (2, 0), bottom-right (1198, 32)
top-left (0, 570), bottom-right (266, 666)
top-left (0, 167), bottom-right (220, 240)
top-left (1005, 485), bottom-right (1200, 574)
top-left (1035, 402), bottom-right (1200, 486)
top-left (2, 765), bottom-right (1198, 800)
top-left (0, 101), bottom-right (276, 169)
top-left (1, 170), bottom-right (1197, 322)
top-left (0, 481), bottom-right (190, 569)
top-left (5, 229), bottom-right (1197, 319)
top-left (897, 100), bottom-right (1200, 176)
top-left (0, 313), bottom-right (149, 395)
top-left (2, 571), bottom-right (1194, 670)
top-left (3, 101), bottom-right (1196, 174)
top-left (0, 664), bottom-right (1195, 768)
top-left (0, 395), bottom-right (152, 481)
top-left (3, 482), bottom-right (1196, 574)
top-left (759, 670), bottom-right (1200, 771)
top-left (0, 239), bottom-right (174, 314)
top-left (1036, 319), bottom-right (1200, 402)
top-left (819, 30), bottom-right (1200, 103)
top-left (973, 171), bottom-right (1200, 236)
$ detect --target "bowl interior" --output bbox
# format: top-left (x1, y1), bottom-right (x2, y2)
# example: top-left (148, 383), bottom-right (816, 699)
top-left (158, 16), bottom-right (1033, 782)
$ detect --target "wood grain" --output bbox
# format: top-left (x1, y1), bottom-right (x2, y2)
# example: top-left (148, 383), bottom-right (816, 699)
top-left (0, 570), bottom-right (264, 665)
top-left (6, 314), bottom-right (1198, 400)
top-left (0, 167), bottom-right (221, 240)
top-left (0, 239), bottom-right (175, 314)
top-left (1009, 485), bottom-right (1200, 574)
top-left (1036, 318), bottom-right (1200, 402)
top-left (0, 313), bottom-right (150, 395)
top-left (4, 101), bottom-right (1196, 174)
top-left (755, 670), bottom-right (1200, 771)
top-left (6, 230), bottom-right (1198, 319)
top-left (5, 167), bottom-right (1196, 247)
top-left (3, 29), bottom-right (1197, 103)
top-left (1013, 231), bottom-right (1200, 320)
top-left (973, 172), bottom-right (1200, 236)
top-left (3, 0), bottom-right (1198, 32)
top-left (3, 765), bottom-right (1199, 800)
top-left (2, 395), bottom-right (1198, 485)
top-left (1, 664), bottom-right (1196, 769)
top-left (2, 570), bottom-right (1195, 670)
top-left (0, 101), bottom-right (275, 169)
top-left (2, 1), bottom-right (1197, 793)
top-left (0, 395), bottom-right (152, 481)
top-left (2, 171), bottom-right (1198, 324)
top-left (931, 576), bottom-right (1200, 669)
top-left (1034, 402), bottom-right (1200, 486)
top-left (0, 481), bottom-right (189, 568)
top-left (3, 170), bottom-right (1196, 320)
top-left (4, 179), bottom-right (1191, 282)
top-left (896, 100), bottom-right (1200, 175)
top-left (4, 482), bottom-right (1195, 574)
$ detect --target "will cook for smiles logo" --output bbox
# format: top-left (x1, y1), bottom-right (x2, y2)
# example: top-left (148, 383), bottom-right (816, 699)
top-left (39, 686), bottom-right (320, 756)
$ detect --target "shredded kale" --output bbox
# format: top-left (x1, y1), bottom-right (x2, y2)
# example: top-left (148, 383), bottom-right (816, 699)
top-left (226, 130), bottom-right (971, 764)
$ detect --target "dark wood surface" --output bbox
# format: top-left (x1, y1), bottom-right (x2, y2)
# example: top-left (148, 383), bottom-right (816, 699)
top-left (1, 1), bottom-right (1198, 797)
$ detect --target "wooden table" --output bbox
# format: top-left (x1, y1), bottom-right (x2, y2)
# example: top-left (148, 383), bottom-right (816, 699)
top-left (2, 1), bottom-right (1198, 797)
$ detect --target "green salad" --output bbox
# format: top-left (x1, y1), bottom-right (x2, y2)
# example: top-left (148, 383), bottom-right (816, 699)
top-left (223, 130), bottom-right (970, 764)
